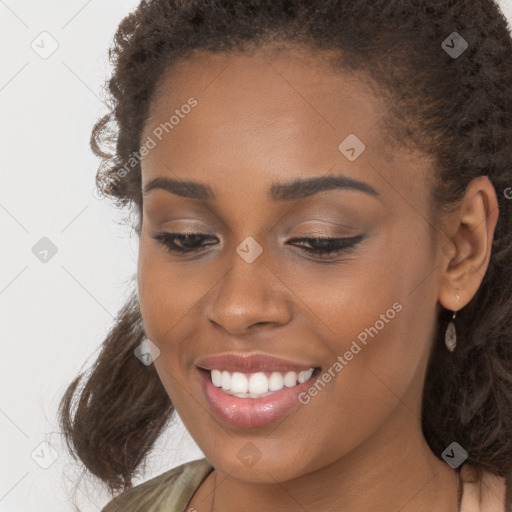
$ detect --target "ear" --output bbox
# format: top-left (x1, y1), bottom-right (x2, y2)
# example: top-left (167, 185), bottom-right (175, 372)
top-left (438, 176), bottom-right (499, 312)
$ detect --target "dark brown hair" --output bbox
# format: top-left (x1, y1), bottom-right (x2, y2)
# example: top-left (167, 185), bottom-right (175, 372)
top-left (59, 0), bottom-right (512, 505)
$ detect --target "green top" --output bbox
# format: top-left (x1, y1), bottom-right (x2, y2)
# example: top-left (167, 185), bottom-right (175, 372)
top-left (101, 457), bottom-right (214, 512)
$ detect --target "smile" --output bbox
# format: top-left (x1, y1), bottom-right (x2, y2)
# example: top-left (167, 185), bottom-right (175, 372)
top-left (209, 368), bottom-right (316, 398)
top-left (197, 366), bottom-right (322, 428)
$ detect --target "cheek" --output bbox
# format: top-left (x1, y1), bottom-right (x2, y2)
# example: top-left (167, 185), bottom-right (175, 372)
top-left (136, 242), bottom-right (198, 403)
top-left (136, 234), bottom-right (185, 345)
top-left (137, 248), bottom-right (185, 357)
top-left (136, 232), bottom-right (221, 352)
top-left (289, 236), bottom-right (435, 456)
top-left (303, 227), bottom-right (436, 396)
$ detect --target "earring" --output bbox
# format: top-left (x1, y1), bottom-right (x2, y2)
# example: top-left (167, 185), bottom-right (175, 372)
top-left (445, 289), bottom-right (460, 352)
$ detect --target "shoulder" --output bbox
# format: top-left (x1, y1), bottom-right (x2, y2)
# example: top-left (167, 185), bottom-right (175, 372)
top-left (101, 457), bottom-right (214, 512)
top-left (459, 464), bottom-right (511, 512)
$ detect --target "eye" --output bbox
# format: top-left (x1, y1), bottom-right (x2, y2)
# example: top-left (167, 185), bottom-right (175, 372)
top-left (152, 231), bottom-right (365, 259)
top-left (287, 235), bottom-right (365, 258)
top-left (152, 232), bottom-right (217, 253)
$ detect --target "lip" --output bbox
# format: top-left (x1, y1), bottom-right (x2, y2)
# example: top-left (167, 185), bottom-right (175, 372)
top-left (194, 353), bottom-right (318, 373)
top-left (197, 366), bottom-right (321, 428)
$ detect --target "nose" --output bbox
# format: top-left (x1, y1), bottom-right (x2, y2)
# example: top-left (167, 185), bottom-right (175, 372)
top-left (205, 250), bottom-right (292, 336)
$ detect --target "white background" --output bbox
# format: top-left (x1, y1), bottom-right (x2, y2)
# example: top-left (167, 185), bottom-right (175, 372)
top-left (1, 1), bottom-right (511, 510)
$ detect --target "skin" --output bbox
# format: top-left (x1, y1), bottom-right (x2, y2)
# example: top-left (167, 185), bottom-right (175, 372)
top-left (136, 44), bottom-right (499, 512)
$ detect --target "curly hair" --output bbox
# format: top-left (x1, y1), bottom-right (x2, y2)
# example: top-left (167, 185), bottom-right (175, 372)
top-left (58, 0), bottom-right (512, 505)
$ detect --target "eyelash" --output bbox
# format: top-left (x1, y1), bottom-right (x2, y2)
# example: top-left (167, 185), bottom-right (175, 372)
top-left (152, 232), bottom-right (364, 258)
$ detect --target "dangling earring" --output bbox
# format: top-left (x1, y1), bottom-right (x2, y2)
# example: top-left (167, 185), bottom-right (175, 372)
top-left (445, 289), bottom-right (460, 352)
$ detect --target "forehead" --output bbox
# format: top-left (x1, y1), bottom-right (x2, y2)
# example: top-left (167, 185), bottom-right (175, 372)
top-left (141, 45), bottom-right (433, 215)
top-left (145, 45), bottom-right (386, 147)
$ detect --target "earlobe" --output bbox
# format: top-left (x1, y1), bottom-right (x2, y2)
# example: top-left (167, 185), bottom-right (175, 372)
top-left (438, 175), bottom-right (499, 312)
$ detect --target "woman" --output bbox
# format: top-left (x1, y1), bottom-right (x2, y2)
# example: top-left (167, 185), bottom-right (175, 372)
top-left (59, 0), bottom-right (512, 510)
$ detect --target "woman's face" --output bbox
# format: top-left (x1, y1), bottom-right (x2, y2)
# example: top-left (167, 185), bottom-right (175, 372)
top-left (136, 46), bottom-right (447, 481)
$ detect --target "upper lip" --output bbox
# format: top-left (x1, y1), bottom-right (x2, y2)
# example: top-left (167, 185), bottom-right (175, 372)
top-left (195, 353), bottom-right (319, 373)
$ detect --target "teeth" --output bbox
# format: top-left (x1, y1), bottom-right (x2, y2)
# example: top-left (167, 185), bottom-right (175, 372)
top-left (209, 368), bottom-right (315, 398)
top-left (221, 370), bottom-right (231, 390)
top-left (283, 371), bottom-right (297, 387)
top-left (231, 372), bottom-right (249, 393)
top-left (249, 372), bottom-right (269, 394)
top-left (211, 369), bottom-right (222, 387)
top-left (268, 372), bottom-right (283, 391)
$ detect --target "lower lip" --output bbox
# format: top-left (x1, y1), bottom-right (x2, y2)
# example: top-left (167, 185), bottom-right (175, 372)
top-left (198, 368), bottom-right (320, 428)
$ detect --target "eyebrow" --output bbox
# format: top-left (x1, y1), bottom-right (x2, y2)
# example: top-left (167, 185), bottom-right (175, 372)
top-left (142, 174), bottom-right (380, 201)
